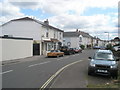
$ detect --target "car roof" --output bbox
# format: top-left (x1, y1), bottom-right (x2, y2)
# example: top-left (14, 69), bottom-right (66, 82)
top-left (97, 49), bottom-right (112, 53)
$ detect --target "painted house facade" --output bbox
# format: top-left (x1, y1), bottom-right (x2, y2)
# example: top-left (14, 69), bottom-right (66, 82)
top-left (0, 17), bottom-right (64, 55)
top-left (63, 31), bottom-right (93, 48)
top-left (63, 32), bottom-right (81, 48)
top-left (92, 37), bottom-right (105, 47)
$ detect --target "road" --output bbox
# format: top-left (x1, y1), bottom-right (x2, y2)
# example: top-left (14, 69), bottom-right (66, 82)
top-left (2, 49), bottom-right (114, 89)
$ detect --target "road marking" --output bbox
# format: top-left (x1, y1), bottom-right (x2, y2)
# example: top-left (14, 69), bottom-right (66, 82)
top-left (40, 60), bottom-right (83, 90)
top-left (0, 70), bottom-right (13, 75)
top-left (28, 61), bottom-right (51, 67)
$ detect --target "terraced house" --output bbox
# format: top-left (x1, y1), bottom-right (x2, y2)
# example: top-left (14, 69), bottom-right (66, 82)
top-left (0, 17), bottom-right (64, 55)
top-left (63, 30), bottom-right (105, 49)
top-left (63, 30), bottom-right (93, 48)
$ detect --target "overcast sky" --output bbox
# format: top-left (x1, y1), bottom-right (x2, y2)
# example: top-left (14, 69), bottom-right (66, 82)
top-left (0, 0), bottom-right (119, 40)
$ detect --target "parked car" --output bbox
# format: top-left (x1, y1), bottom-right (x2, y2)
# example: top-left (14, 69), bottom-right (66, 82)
top-left (93, 46), bottom-right (100, 49)
top-left (88, 49), bottom-right (119, 79)
top-left (99, 46), bottom-right (106, 50)
top-left (47, 50), bottom-right (64, 57)
top-left (73, 47), bottom-right (82, 53)
top-left (69, 48), bottom-right (76, 54)
top-left (60, 46), bottom-right (75, 55)
top-left (113, 46), bottom-right (120, 52)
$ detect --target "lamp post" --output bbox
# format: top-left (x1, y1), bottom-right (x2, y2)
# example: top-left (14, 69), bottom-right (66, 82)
top-left (104, 32), bottom-right (109, 44)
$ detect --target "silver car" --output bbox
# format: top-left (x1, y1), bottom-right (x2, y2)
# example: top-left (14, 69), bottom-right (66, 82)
top-left (88, 50), bottom-right (119, 79)
top-left (113, 46), bottom-right (120, 52)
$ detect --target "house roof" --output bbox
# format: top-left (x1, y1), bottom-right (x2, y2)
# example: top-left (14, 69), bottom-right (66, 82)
top-left (63, 32), bottom-right (80, 37)
top-left (64, 31), bottom-right (93, 38)
top-left (1, 17), bottom-right (64, 32)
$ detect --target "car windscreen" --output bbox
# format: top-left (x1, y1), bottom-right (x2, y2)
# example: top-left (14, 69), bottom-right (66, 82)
top-left (94, 52), bottom-right (114, 60)
top-left (51, 50), bottom-right (58, 52)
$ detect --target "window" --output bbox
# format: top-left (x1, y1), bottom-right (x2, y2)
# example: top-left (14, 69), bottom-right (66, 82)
top-left (54, 31), bottom-right (56, 38)
top-left (60, 32), bottom-right (61, 39)
top-left (46, 32), bottom-right (49, 37)
top-left (54, 33), bottom-right (55, 38)
top-left (79, 37), bottom-right (82, 42)
top-left (46, 29), bottom-right (49, 38)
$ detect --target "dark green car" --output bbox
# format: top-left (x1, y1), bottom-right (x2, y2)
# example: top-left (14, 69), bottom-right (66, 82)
top-left (88, 50), bottom-right (119, 79)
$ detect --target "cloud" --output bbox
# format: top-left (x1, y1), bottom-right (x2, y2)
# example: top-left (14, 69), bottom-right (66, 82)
top-left (8, 0), bottom-right (41, 10)
top-left (0, 0), bottom-right (25, 24)
top-left (7, 0), bottom-right (119, 15)
top-left (49, 14), bottom-right (111, 31)
top-left (0, 0), bottom-right (119, 39)
top-left (0, 1), bottom-right (24, 16)
top-left (48, 13), bottom-right (118, 40)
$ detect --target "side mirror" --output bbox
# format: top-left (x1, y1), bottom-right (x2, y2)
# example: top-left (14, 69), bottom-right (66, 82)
top-left (116, 59), bottom-right (120, 61)
top-left (88, 57), bottom-right (92, 59)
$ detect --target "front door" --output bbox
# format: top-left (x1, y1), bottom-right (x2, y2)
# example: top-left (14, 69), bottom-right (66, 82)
top-left (33, 44), bottom-right (40, 55)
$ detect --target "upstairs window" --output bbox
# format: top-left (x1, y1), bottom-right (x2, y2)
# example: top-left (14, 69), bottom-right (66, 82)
top-left (60, 32), bottom-right (62, 39)
top-left (46, 29), bottom-right (49, 38)
top-left (46, 32), bottom-right (49, 37)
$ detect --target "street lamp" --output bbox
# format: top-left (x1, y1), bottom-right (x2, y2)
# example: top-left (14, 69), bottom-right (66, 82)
top-left (104, 32), bottom-right (109, 43)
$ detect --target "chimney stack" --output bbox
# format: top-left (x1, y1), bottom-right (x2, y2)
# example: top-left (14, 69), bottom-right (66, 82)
top-left (76, 29), bottom-right (79, 32)
top-left (44, 19), bottom-right (49, 25)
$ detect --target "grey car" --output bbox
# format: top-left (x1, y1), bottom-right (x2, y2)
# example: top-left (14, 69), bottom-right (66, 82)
top-left (88, 50), bottom-right (119, 78)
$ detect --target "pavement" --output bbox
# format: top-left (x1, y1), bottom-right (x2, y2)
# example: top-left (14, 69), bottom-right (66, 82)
top-left (49, 59), bottom-right (88, 88)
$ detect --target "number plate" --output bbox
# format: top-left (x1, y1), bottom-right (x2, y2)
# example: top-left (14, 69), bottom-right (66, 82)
top-left (97, 69), bottom-right (108, 73)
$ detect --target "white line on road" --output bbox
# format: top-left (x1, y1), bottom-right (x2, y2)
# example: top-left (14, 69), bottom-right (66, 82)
top-left (40, 60), bottom-right (83, 89)
top-left (28, 61), bottom-right (51, 67)
top-left (0, 70), bottom-right (13, 75)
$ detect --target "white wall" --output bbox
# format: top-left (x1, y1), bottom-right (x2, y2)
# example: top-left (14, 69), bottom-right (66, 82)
top-left (70, 37), bottom-right (79, 48)
top-left (1, 20), bottom-right (42, 40)
top-left (0, 38), bottom-right (2, 62)
top-left (0, 38), bottom-right (33, 61)
top-left (63, 37), bottom-right (79, 48)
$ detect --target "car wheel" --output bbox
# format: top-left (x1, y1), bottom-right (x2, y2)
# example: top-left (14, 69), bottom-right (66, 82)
top-left (88, 70), bottom-right (92, 75)
top-left (111, 73), bottom-right (118, 79)
top-left (56, 55), bottom-right (59, 58)
top-left (69, 52), bottom-right (71, 55)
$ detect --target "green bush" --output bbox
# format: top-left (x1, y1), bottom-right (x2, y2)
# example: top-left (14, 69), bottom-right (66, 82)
top-left (106, 44), bottom-right (113, 50)
top-left (80, 44), bottom-right (85, 50)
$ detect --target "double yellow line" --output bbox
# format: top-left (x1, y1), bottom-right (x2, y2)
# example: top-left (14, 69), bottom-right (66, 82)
top-left (40, 60), bottom-right (83, 90)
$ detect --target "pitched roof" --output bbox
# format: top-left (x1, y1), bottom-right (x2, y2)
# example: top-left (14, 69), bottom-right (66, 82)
top-left (63, 32), bottom-right (80, 37)
top-left (64, 31), bottom-right (93, 38)
top-left (1, 17), bottom-right (64, 32)
top-left (79, 31), bottom-right (93, 38)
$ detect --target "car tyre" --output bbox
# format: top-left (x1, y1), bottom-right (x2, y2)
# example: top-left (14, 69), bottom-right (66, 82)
top-left (88, 69), bottom-right (92, 75)
top-left (111, 72), bottom-right (118, 79)
top-left (56, 55), bottom-right (59, 58)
